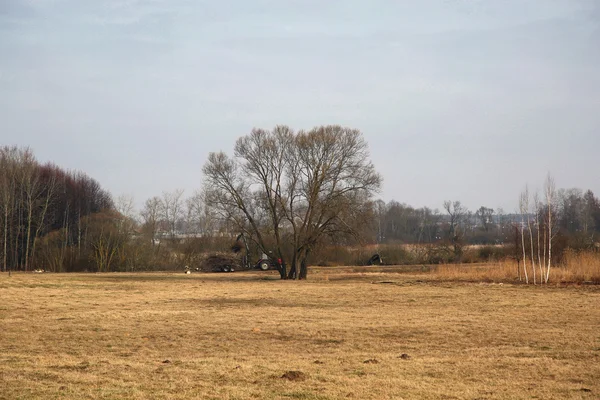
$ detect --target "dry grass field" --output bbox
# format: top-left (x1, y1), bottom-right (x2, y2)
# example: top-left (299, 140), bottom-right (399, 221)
top-left (1, 269), bottom-right (599, 400)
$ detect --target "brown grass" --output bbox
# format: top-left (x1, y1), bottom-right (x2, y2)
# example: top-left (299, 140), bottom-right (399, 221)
top-left (1, 270), bottom-right (599, 399)
top-left (557, 251), bottom-right (600, 283)
top-left (433, 261), bottom-right (518, 282)
top-left (433, 251), bottom-right (600, 284)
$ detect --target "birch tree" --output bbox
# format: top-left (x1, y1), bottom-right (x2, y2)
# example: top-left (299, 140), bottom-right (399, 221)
top-left (544, 174), bottom-right (557, 283)
top-left (21, 149), bottom-right (42, 271)
top-left (519, 190), bottom-right (529, 284)
top-left (30, 168), bottom-right (57, 268)
top-left (524, 187), bottom-right (537, 285)
top-left (533, 192), bottom-right (543, 284)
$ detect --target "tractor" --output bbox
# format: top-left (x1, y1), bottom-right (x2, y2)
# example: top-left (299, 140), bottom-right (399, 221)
top-left (233, 233), bottom-right (280, 271)
top-left (198, 233), bottom-right (283, 274)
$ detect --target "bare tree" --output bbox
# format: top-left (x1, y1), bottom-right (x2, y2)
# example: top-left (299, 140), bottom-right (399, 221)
top-left (519, 189), bottom-right (529, 284)
top-left (30, 169), bottom-right (57, 268)
top-left (21, 149), bottom-right (41, 271)
top-left (582, 190), bottom-right (598, 235)
top-left (373, 200), bottom-right (386, 244)
top-left (533, 191), bottom-right (543, 284)
top-left (161, 189), bottom-right (185, 240)
top-left (85, 211), bottom-right (127, 272)
top-left (141, 196), bottom-right (161, 247)
top-left (203, 125), bottom-right (382, 280)
top-left (544, 174), bottom-right (557, 283)
top-left (186, 191), bottom-right (213, 236)
top-left (0, 147), bottom-right (19, 272)
top-left (115, 194), bottom-right (137, 235)
top-left (443, 200), bottom-right (468, 260)
top-left (524, 186), bottom-right (537, 285)
top-left (476, 206), bottom-right (494, 232)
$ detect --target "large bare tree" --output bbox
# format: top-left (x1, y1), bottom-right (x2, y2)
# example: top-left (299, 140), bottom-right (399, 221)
top-left (443, 200), bottom-right (468, 260)
top-left (203, 125), bottom-right (382, 279)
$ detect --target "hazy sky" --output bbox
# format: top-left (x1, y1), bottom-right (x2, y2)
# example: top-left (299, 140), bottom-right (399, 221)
top-left (1, 0), bottom-right (598, 212)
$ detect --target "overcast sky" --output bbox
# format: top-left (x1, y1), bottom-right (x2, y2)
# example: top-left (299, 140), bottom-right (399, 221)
top-left (1, 0), bottom-right (598, 212)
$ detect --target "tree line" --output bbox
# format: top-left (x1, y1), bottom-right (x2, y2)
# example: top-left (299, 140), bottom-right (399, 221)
top-left (2, 128), bottom-right (599, 278)
top-left (0, 146), bottom-right (112, 272)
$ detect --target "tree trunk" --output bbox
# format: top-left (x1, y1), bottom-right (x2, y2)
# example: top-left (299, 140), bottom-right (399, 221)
top-left (2, 208), bottom-right (8, 272)
top-left (521, 226), bottom-right (529, 284)
top-left (287, 256), bottom-right (298, 280)
top-left (278, 261), bottom-right (287, 280)
top-left (537, 225), bottom-right (543, 285)
top-left (542, 227), bottom-right (547, 282)
top-left (299, 248), bottom-right (310, 280)
top-left (14, 200), bottom-right (21, 270)
top-left (546, 212), bottom-right (552, 284)
top-left (515, 226), bottom-right (521, 281)
top-left (527, 219), bottom-right (536, 285)
top-left (24, 207), bottom-right (33, 271)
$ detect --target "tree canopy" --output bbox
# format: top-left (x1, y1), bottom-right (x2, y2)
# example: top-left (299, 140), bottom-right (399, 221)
top-left (202, 125), bottom-right (382, 279)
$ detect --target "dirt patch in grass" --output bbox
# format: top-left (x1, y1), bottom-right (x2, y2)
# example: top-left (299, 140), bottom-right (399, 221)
top-left (281, 371), bottom-right (308, 382)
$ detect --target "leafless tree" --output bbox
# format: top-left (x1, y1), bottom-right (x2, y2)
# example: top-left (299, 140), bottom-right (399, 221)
top-left (0, 147), bottom-right (19, 272)
top-left (30, 169), bottom-right (57, 268)
top-left (519, 189), bottom-right (529, 284)
top-left (161, 189), bottom-right (185, 239)
top-left (84, 211), bottom-right (127, 272)
top-left (523, 186), bottom-right (537, 284)
top-left (141, 196), bottom-right (161, 247)
top-left (443, 200), bottom-right (468, 260)
top-left (533, 192), bottom-right (543, 284)
top-left (203, 125), bottom-right (382, 279)
top-left (544, 174), bottom-right (557, 283)
top-left (476, 206), bottom-right (494, 232)
top-left (186, 190), bottom-right (213, 236)
top-left (373, 200), bottom-right (386, 244)
top-left (21, 149), bottom-right (41, 271)
top-left (115, 194), bottom-right (137, 234)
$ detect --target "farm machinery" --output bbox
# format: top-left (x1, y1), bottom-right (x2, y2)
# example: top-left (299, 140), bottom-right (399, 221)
top-left (200, 233), bottom-right (281, 273)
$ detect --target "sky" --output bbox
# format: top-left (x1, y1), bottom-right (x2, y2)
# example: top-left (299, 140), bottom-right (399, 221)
top-left (1, 0), bottom-right (599, 213)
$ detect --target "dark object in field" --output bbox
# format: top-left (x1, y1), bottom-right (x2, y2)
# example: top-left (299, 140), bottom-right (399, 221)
top-left (363, 359), bottom-right (379, 364)
top-left (281, 371), bottom-right (308, 382)
top-left (162, 360), bottom-right (172, 364)
top-left (367, 253), bottom-right (383, 265)
top-left (399, 354), bottom-right (412, 360)
top-left (200, 233), bottom-right (284, 275)
top-left (199, 253), bottom-right (243, 273)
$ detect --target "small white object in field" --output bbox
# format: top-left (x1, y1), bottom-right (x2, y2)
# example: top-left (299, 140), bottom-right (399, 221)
top-left (185, 270), bottom-right (191, 275)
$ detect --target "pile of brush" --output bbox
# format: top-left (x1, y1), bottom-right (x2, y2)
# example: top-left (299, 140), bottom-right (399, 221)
top-left (198, 252), bottom-right (244, 272)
